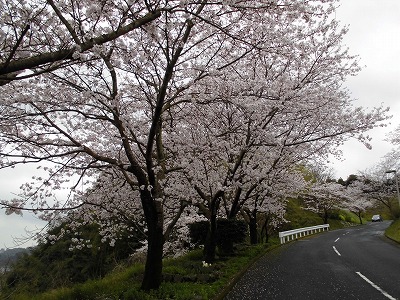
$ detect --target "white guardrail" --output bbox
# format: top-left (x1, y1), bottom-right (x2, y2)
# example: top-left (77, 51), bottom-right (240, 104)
top-left (278, 224), bottom-right (330, 244)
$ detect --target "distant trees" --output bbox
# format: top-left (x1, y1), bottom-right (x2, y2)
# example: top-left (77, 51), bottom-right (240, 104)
top-left (0, 248), bottom-right (28, 273)
top-left (302, 169), bottom-right (379, 225)
top-left (360, 170), bottom-right (400, 219)
top-left (341, 180), bottom-right (375, 224)
top-left (303, 181), bottom-right (346, 224)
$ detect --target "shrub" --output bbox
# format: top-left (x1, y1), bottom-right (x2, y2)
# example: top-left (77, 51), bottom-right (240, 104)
top-left (216, 219), bottom-right (247, 255)
top-left (188, 221), bottom-right (209, 247)
top-left (189, 219), bottom-right (248, 255)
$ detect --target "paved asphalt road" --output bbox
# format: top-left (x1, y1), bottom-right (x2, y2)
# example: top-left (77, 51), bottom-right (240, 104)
top-left (225, 221), bottom-right (400, 300)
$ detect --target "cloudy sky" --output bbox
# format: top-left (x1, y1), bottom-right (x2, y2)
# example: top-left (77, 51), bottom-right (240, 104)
top-left (1, 0), bottom-right (400, 248)
top-left (328, 0), bottom-right (400, 179)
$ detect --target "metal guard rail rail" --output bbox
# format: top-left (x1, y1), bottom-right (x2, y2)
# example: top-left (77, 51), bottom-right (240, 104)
top-left (279, 224), bottom-right (330, 244)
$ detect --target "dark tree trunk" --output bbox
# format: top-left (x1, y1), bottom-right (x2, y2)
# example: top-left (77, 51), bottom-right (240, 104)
top-left (140, 192), bottom-right (164, 291)
top-left (264, 227), bottom-right (269, 243)
top-left (203, 197), bottom-right (221, 263)
top-left (355, 211), bottom-right (363, 224)
top-left (323, 209), bottom-right (329, 224)
top-left (249, 210), bottom-right (258, 245)
top-left (203, 211), bottom-right (217, 263)
top-left (260, 215), bottom-right (269, 243)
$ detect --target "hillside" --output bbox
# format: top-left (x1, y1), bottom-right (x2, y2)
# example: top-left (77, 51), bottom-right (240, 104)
top-left (0, 248), bottom-right (29, 271)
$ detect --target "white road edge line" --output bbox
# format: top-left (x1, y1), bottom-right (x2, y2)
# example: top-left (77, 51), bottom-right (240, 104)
top-left (356, 272), bottom-right (397, 300)
top-left (334, 237), bottom-right (340, 243)
top-left (332, 246), bottom-right (341, 256)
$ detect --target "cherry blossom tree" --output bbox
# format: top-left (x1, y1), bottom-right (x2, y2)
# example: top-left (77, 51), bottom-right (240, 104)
top-left (48, 169), bottom-right (196, 258)
top-left (303, 181), bottom-right (346, 223)
top-left (387, 124), bottom-right (400, 154)
top-left (360, 167), bottom-right (400, 218)
top-left (359, 124), bottom-right (400, 217)
top-left (241, 169), bottom-right (305, 244)
top-left (341, 179), bottom-right (375, 224)
top-left (169, 98), bottom-right (309, 260)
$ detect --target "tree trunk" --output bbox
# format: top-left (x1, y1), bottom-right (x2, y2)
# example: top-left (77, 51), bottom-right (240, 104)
top-left (249, 210), bottom-right (258, 245)
top-left (260, 215), bottom-right (269, 243)
top-left (203, 211), bottom-right (217, 263)
top-left (357, 212), bottom-right (363, 224)
top-left (203, 196), bottom-right (222, 263)
top-left (140, 192), bottom-right (164, 291)
top-left (323, 209), bottom-right (329, 224)
top-left (264, 227), bottom-right (269, 243)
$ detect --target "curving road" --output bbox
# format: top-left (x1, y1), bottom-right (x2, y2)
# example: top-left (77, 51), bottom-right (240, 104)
top-left (225, 221), bottom-right (400, 300)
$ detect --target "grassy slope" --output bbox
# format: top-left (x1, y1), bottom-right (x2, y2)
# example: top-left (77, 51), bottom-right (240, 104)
top-left (283, 198), bottom-right (362, 230)
top-left (385, 219), bottom-right (400, 243)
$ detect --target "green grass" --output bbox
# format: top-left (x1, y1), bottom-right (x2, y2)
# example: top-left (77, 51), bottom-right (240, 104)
top-left (5, 263), bottom-right (145, 300)
top-left (385, 219), bottom-right (400, 243)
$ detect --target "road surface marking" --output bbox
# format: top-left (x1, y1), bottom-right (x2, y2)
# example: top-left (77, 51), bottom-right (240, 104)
top-left (334, 237), bottom-right (340, 243)
top-left (332, 246), bottom-right (341, 256)
top-left (356, 272), bottom-right (396, 300)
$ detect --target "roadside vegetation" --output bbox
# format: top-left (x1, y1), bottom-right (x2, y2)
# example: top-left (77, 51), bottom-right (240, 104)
top-left (385, 219), bottom-right (400, 243)
top-left (1, 243), bottom-right (279, 300)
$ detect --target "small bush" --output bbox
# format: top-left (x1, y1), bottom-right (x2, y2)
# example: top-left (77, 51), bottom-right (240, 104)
top-left (188, 219), bottom-right (248, 256)
top-left (329, 210), bottom-right (341, 220)
top-left (188, 221), bottom-right (209, 246)
top-left (216, 219), bottom-right (247, 255)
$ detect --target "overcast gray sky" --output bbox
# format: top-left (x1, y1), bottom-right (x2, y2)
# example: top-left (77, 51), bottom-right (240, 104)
top-left (328, 0), bottom-right (400, 179)
top-left (1, 0), bottom-right (400, 248)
